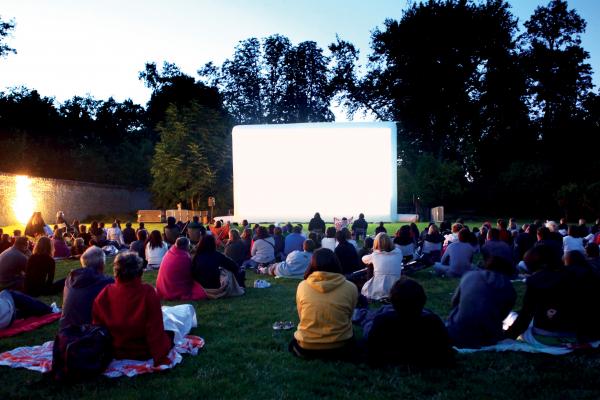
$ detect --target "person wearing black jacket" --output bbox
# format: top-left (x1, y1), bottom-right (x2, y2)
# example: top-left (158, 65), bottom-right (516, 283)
top-left (334, 229), bottom-right (360, 275)
top-left (192, 235), bottom-right (244, 288)
top-left (308, 213), bottom-right (326, 235)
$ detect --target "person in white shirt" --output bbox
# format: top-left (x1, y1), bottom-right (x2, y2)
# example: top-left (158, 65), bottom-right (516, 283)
top-left (563, 225), bottom-right (585, 254)
top-left (242, 226), bottom-right (275, 269)
top-left (321, 227), bottom-right (337, 252)
top-left (107, 223), bottom-right (124, 246)
top-left (145, 230), bottom-right (169, 270)
top-left (361, 233), bottom-right (403, 300)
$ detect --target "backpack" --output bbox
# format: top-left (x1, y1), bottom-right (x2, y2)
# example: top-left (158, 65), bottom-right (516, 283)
top-left (52, 325), bottom-right (112, 382)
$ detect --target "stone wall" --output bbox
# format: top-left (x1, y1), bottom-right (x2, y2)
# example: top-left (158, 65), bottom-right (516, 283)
top-left (0, 172), bottom-right (152, 225)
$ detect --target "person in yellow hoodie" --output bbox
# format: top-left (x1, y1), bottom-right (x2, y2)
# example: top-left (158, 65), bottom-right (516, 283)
top-left (289, 248), bottom-right (359, 361)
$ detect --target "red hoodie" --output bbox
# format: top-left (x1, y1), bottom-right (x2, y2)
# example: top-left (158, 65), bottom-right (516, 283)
top-left (156, 246), bottom-right (207, 301)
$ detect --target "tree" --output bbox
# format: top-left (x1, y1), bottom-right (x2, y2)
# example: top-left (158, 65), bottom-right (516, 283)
top-left (150, 102), bottom-right (232, 210)
top-left (0, 16), bottom-right (16, 58)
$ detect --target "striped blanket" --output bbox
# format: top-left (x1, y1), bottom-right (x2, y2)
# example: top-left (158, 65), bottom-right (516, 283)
top-left (0, 335), bottom-right (204, 378)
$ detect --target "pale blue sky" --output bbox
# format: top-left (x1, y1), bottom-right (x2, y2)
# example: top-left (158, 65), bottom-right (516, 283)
top-left (0, 0), bottom-right (598, 118)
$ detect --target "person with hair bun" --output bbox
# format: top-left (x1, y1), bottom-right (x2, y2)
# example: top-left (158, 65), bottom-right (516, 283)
top-left (360, 233), bottom-right (403, 300)
top-left (92, 252), bottom-right (173, 366)
top-left (290, 248), bottom-right (358, 361)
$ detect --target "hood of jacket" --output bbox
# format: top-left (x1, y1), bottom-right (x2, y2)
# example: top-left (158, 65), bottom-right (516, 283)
top-left (305, 271), bottom-right (347, 293)
top-left (66, 267), bottom-right (111, 289)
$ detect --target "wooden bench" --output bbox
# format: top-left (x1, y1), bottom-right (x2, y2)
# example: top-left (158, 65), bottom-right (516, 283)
top-left (137, 210), bottom-right (164, 223)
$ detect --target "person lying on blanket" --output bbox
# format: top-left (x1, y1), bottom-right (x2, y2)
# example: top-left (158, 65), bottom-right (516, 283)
top-left (0, 289), bottom-right (53, 329)
top-left (92, 251), bottom-right (174, 366)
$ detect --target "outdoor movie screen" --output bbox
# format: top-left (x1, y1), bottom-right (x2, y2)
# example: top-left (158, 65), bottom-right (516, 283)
top-left (231, 122), bottom-right (397, 222)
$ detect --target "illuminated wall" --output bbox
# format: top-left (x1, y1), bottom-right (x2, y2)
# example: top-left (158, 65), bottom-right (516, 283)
top-left (0, 173), bottom-right (151, 226)
top-left (232, 122), bottom-right (397, 222)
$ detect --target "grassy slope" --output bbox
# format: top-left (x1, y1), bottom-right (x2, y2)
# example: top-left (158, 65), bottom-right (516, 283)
top-left (1, 225), bottom-right (600, 399)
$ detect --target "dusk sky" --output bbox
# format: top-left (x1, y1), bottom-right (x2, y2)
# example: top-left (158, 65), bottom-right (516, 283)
top-left (0, 0), bottom-right (598, 121)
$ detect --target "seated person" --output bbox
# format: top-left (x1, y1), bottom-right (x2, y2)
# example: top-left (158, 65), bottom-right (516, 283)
top-left (107, 223), bottom-right (124, 247)
top-left (335, 229), bottom-right (361, 275)
top-left (163, 216), bottom-right (181, 246)
top-left (224, 229), bottom-right (249, 267)
top-left (361, 233), bottom-right (403, 300)
top-left (59, 246), bottom-right (114, 331)
top-left (362, 278), bottom-right (454, 367)
top-left (156, 237), bottom-right (206, 301)
top-left (357, 237), bottom-right (374, 269)
top-left (272, 227), bottom-right (285, 261)
top-left (434, 229), bottom-right (475, 277)
top-left (192, 235), bottom-right (244, 289)
top-left (92, 252), bottom-right (173, 366)
top-left (393, 225), bottom-right (416, 261)
top-left (289, 248), bottom-right (358, 361)
top-left (25, 236), bottom-right (64, 296)
top-left (241, 227), bottom-right (275, 269)
top-left (586, 243), bottom-right (600, 272)
top-left (505, 247), bottom-right (578, 344)
top-left (209, 220), bottom-right (229, 247)
top-left (563, 225), bottom-right (585, 254)
top-left (145, 230), bottom-right (169, 270)
top-left (351, 213), bottom-right (368, 241)
top-left (0, 237), bottom-right (29, 291)
top-left (422, 224), bottom-right (443, 263)
top-left (284, 225), bottom-right (306, 256)
top-left (129, 229), bottom-right (148, 266)
top-left (0, 289), bottom-right (53, 329)
top-left (0, 234), bottom-right (12, 254)
top-left (186, 216), bottom-right (205, 245)
top-left (52, 234), bottom-right (71, 258)
top-left (481, 228), bottom-right (513, 264)
top-left (320, 227), bottom-right (337, 252)
top-left (264, 239), bottom-right (315, 278)
top-left (375, 222), bottom-right (387, 235)
top-left (446, 257), bottom-right (516, 348)
top-left (70, 237), bottom-right (86, 257)
top-left (122, 222), bottom-right (137, 245)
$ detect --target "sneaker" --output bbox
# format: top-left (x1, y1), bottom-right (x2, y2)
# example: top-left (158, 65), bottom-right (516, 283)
top-left (253, 279), bottom-right (271, 288)
top-left (50, 302), bottom-right (61, 313)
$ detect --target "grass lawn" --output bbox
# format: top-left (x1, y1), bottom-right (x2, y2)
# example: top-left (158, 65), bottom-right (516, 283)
top-left (1, 257), bottom-right (600, 399)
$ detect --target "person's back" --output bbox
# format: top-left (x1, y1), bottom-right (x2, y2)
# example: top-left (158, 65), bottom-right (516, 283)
top-left (284, 231), bottom-right (305, 256)
top-left (335, 241), bottom-right (360, 274)
top-left (250, 236), bottom-right (276, 263)
top-left (224, 239), bottom-right (247, 267)
top-left (122, 225), bottom-right (136, 245)
top-left (0, 240), bottom-right (28, 290)
top-left (60, 247), bottom-right (113, 331)
top-left (440, 240), bottom-right (474, 277)
top-left (187, 217), bottom-right (204, 244)
top-left (514, 230), bottom-right (535, 262)
top-left (52, 238), bottom-right (71, 258)
top-left (192, 244), bottom-right (240, 290)
top-left (273, 249), bottom-right (313, 277)
top-left (361, 234), bottom-right (403, 300)
top-left (481, 240), bottom-right (513, 264)
top-left (447, 260), bottom-right (516, 348)
top-left (24, 253), bottom-right (56, 296)
top-left (163, 217), bottom-right (181, 246)
top-left (156, 238), bottom-right (206, 300)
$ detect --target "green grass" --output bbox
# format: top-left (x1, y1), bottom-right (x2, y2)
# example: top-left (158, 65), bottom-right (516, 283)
top-left (2, 258), bottom-right (600, 400)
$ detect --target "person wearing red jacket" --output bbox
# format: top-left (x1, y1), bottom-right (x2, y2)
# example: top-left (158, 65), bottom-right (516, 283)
top-left (156, 237), bottom-right (207, 301)
top-left (92, 251), bottom-right (173, 366)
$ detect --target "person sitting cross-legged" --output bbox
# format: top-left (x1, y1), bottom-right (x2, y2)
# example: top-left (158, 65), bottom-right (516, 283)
top-left (59, 246), bottom-right (114, 331)
top-left (289, 248), bottom-right (358, 361)
top-left (0, 237), bottom-right (29, 291)
top-left (481, 228), bottom-right (514, 265)
top-left (263, 239), bottom-right (315, 278)
top-left (284, 225), bottom-right (305, 256)
top-left (192, 235), bottom-right (245, 297)
top-left (156, 237), bottom-right (207, 301)
top-left (361, 277), bottom-right (454, 367)
top-left (446, 256), bottom-right (516, 348)
top-left (24, 236), bottom-right (64, 296)
top-left (92, 252), bottom-right (173, 366)
top-left (361, 233), bottom-right (403, 301)
top-left (434, 228), bottom-right (475, 278)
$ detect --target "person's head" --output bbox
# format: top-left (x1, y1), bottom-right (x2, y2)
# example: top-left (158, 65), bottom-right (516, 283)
top-left (545, 220), bottom-right (558, 232)
top-left (175, 237), bottom-right (190, 251)
top-left (487, 228), bottom-right (501, 241)
top-left (359, 213), bottom-right (364, 219)
top-left (256, 226), bottom-right (269, 239)
top-left (80, 225), bottom-right (87, 233)
top-left (314, 212), bottom-right (321, 219)
top-left (1, 233), bottom-right (10, 243)
top-left (458, 228), bottom-right (470, 243)
top-left (396, 225), bottom-right (411, 240)
top-left (126, 222), bottom-right (132, 228)
top-left (497, 219), bottom-right (507, 230)
top-left (564, 250), bottom-right (588, 267)
top-left (378, 222), bottom-right (384, 227)
top-left (136, 229), bottom-right (148, 242)
top-left (242, 219), bottom-right (248, 227)
top-left (537, 226), bottom-right (550, 241)
top-left (148, 230), bottom-right (163, 248)
top-left (509, 217), bottom-right (516, 225)
top-left (524, 246), bottom-right (561, 273)
top-left (325, 227), bottom-right (336, 238)
top-left (455, 218), bottom-right (465, 224)
top-left (193, 215), bottom-right (199, 223)
top-left (568, 225), bottom-right (581, 238)
top-left (363, 236), bottom-right (374, 250)
top-left (373, 232), bottom-right (394, 252)
top-left (13, 236), bottom-right (28, 253)
top-left (560, 217), bottom-right (567, 225)
top-left (579, 218), bottom-right (587, 226)
top-left (13, 229), bottom-right (21, 237)
top-left (99, 222), bottom-right (105, 228)
top-left (485, 256), bottom-right (514, 276)
top-left (139, 222), bottom-right (145, 229)
top-left (293, 225), bottom-right (302, 234)
top-left (303, 239), bottom-right (316, 253)
top-left (215, 220), bottom-right (222, 228)
top-left (586, 243), bottom-right (599, 258)
top-left (33, 236), bottom-right (52, 256)
top-left (428, 224), bottom-right (439, 235)
top-left (112, 222), bottom-right (117, 228)
top-left (336, 228), bottom-right (348, 243)
top-left (80, 246), bottom-right (106, 272)
top-left (197, 234), bottom-right (216, 253)
top-left (268, 224), bottom-right (275, 234)
top-left (274, 227), bottom-right (283, 236)
top-left (167, 216), bottom-right (176, 227)
top-left (304, 248), bottom-right (342, 279)
top-left (0, 228), bottom-right (3, 235)
top-left (451, 223), bottom-right (462, 233)
top-left (241, 228), bottom-right (252, 241)
top-left (74, 237), bottom-right (84, 249)
top-left (229, 229), bottom-right (241, 242)
top-left (113, 251), bottom-right (143, 282)
top-left (389, 278), bottom-right (426, 318)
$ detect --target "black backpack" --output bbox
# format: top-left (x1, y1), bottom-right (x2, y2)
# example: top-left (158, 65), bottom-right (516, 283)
top-left (51, 324), bottom-right (112, 382)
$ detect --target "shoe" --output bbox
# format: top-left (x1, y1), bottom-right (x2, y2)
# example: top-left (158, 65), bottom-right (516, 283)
top-left (253, 279), bottom-right (271, 288)
top-left (50, 302), bottom-right (61, 313)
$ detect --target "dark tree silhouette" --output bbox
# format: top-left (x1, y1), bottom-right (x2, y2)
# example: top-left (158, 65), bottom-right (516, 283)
top-left (0, 16), bottom-right (16, 58)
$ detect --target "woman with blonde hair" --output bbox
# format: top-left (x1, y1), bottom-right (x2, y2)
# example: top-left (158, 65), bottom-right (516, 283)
top-left (24, 236), bottom-right (64, 296)
top-left (360, 233), bottom-right (404, 300)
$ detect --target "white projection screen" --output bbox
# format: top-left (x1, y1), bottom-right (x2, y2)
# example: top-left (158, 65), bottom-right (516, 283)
top-left (232, 122), bottom-right (397, 222)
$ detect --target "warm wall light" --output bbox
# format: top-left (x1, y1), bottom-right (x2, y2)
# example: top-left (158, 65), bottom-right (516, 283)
top-left (232, 122), bottom-right (398, 222)
top-left (13, 175), bottom-right (34, 224)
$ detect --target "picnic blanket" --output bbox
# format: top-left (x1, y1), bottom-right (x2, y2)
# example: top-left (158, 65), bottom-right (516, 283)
top-left (0, 312), bottom-right (61, 339)
top-left (456, 312), bottom-right (600, 355)
top-left (0, 335), bottom-right (205, 377)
